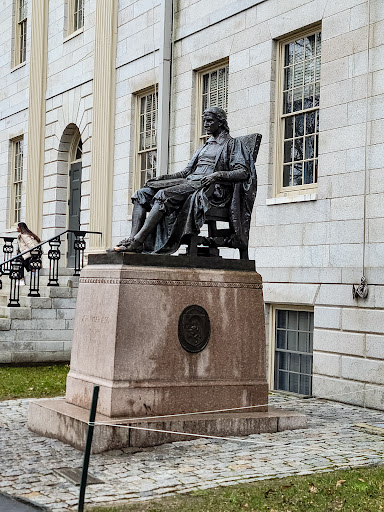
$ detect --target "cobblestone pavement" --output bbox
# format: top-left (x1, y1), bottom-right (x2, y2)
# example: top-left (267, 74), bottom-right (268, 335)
top-left (1, 394), bottom-right (384, 510)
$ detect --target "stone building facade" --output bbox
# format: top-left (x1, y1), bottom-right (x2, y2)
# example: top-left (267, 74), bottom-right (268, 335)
top-left (1, 0), bottom-right (384, 409)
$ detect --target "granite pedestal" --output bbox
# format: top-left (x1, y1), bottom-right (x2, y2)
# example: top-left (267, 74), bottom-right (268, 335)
top-left (28, 253), bottom-right (306, 453)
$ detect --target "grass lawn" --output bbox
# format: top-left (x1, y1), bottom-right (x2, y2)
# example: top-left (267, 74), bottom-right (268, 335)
top-left (90, 465), bottom-right (384, 512)
top-left (0, 364), bottom-right (69, 400)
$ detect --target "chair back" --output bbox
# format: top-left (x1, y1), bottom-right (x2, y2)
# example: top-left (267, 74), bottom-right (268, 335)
top-left (235, 133), bottom-right (262, 163)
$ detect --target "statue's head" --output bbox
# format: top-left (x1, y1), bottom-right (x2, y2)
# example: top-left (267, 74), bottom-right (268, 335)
top-left (203, 107), bottom-right (229, 134)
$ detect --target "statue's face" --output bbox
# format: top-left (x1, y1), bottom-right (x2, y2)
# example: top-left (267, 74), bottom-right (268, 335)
top-left (203, 113), bottom-right (221, 136)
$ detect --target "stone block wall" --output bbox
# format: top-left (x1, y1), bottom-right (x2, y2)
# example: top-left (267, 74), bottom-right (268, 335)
top-left (1, 0), bottom-right (384, 406)
top-left (0, 0), bottom-right (31, 232)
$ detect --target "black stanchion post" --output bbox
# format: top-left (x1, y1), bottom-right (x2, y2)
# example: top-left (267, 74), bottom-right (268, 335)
top-left (78, 385), bottom-right (99, 512)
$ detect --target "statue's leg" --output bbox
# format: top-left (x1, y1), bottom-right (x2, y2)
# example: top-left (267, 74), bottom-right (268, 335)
top-left (120, 203), bottom-right (164, 253)
top-left (133, 203), bottom-right (164, 243)
top-left (130, 201), bottom-right (147, 238)
top-left (114, 192), bottom-right (153, 250)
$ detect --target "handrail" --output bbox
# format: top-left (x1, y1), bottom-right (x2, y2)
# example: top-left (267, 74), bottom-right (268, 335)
top-left (0, 229), bottom-right (102, 307)
top-left (0, 229), bottom-right (102, 269)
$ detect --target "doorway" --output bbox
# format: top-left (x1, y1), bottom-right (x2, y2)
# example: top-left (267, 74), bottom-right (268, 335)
top-left (67, 139), bottom-right (82, 268)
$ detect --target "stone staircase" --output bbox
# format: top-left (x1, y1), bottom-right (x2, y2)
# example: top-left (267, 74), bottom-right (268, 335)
top-left (0, 269), bottom-right (78, 364)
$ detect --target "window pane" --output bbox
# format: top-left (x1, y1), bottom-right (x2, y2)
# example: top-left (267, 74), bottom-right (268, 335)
top-left (298, 311), bottom-right (308, 331)
top-left (294, 39), bottom-right (305, 62)
top-left (283, 165), bottom-right (291, 187)
top-left (294, 62), bottom-right (304, 87)
top-left (278, 371), bottom-right (289, 391)
top-left (285, 117), bottom-right (294, 139)
top-left (304, 59), bottom-right (314, 85)
top-left (287, 330), bottom-right (297, 351)
top-left (289, 373), bottom-right (299, 393)
top-left (294, 138), bottom-right (303, 161)
top-left (305, 35), bottom-right (316, 59)
top-left (304, 161), bottom-right (314, 185)
top-left (276, 329), bottom-right (286, 349)
top-left (285, 42), bottom-right (294, 66)
top-left (298, 331), bottom-right (309, 352)
top-left (306, 111), bottom-right (316, 134)
top-left (301, 355), bottom-right (312, 375)
top-left (277, 310), bottom-right (287, 328)
top-left (293, 162), bottom-right (303, 186)
top-left (295, 114), bottom-right (305, 137)
top-left (303, 85), bottom-right (313, 109)
top-left (283, 91), bottom-right (292, 114)
top-left (292, 87), bottom-right (303, 112)
top-left (305, 135), bottom-right (315, 160)
top-left (279, 351), bottom-right (289, 370)
top-left (288, 310), bottom-right (297, 329)
top-left (284, 67), bottom-right (293, 90)
top-left (284, 140), bottom-right (293, 163)
top-left (290, 353), bottom-right (300, 373)
top-left (300, 374), bottom-right (311, 395)
top-left (75, 139), bottom-right (82, 160)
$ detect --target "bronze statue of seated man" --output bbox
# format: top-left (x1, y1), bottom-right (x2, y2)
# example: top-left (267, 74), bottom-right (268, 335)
top-left (114, 106), bottom-right (254, 255)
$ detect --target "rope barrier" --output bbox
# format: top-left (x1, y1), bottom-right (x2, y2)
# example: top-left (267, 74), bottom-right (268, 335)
top-left (90, 385), bottom-right (384, 425)
top-left (88, 421), bottom-right (384, 453)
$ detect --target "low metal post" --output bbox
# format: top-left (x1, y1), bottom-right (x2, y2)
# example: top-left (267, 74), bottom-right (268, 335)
top-left (8, 256), bottom-right (23, 307)
top-left (78, 385), bottom-right (99, 512)
top-left (73, 231), bottom-right (86, 276)
top-left (2, 237), bottom-right (15, 275)
top-left (47, 237), bottom-right (61, 286)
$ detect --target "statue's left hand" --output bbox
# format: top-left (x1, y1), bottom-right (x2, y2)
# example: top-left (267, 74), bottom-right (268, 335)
top-left (201, 172), bottom-right (221, 186)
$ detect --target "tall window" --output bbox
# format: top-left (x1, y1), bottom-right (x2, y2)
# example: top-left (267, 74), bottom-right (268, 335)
top-left (11, 138), bottom-right (23, 226)
top-left (274, 309), bottom-right (313, 395)
top-left (276, 29), bottom-right (321, 194)
top-left (137, 88), bottom-right (158, 189)
top-left (73, 0), bottom-right (84, 32)
top-left (66, 0), bottom-right (84, 36)
top-left (197, 62), bottom-right (229, 144)
top-left (15, 0), bottom-right (27, 65)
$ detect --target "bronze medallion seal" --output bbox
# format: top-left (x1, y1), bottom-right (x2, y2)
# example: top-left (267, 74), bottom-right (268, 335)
top-left (178, 305), bottom-right (211, 353)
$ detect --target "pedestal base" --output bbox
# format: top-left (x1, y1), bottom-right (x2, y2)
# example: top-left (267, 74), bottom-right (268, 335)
top-left (28, 253), bottom-right (307, 451)
top-left (28, 398), bottom-right (307, 453)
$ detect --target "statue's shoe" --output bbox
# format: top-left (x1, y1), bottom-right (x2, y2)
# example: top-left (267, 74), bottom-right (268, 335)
top-left (115, 237), bottom-right (133, 247)
top-left (114, 239), bottom-right (143, 253)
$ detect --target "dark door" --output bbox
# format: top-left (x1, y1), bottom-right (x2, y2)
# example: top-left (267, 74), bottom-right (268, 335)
top-left (67, 161), bottom-right (82, 268)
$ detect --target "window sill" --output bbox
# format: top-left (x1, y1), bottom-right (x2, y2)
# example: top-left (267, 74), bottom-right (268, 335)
top-left (11, 62), bottom-right (26, 73)
top-left (266, 193), bottom-right (317, 205)
top-left (63, 27), bottom-right (84, 43)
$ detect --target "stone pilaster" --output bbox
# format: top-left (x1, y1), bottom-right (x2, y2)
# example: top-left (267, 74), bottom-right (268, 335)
top-left (89, 0), bottom-right (118, 252)
top-left (25, 0), bottom-right (49, 236)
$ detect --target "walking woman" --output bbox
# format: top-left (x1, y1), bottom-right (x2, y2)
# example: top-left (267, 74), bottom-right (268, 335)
top-left (17, 222), bottom-right (41, 285)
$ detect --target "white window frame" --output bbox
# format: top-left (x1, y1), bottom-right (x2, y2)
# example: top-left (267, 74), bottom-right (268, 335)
top-left (273, 25), bottom-right (321, 198)
top-left (196, 60), bottom-right (229, 148)
top-left (10, 137), bottom-right (24, 228)
top-left (134, 87), bottom-right (158, 193)
top-left (14, 0), bottom-right (27, 66)
top-left (268, 304), bottom-right (314, 395)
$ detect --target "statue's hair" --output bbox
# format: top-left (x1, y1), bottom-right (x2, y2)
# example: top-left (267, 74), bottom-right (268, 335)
top-left (203, 107), bottom-right (229, 133)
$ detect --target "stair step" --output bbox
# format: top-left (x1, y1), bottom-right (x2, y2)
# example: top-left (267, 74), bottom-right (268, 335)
top-left (0, 318), bottom-right (11, 330)
top-left (0, 306), bottom-right (31, 319)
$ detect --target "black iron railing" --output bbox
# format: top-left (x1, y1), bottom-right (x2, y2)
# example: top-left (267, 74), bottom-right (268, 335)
top-left (0, 230), bottom-right (102, 307)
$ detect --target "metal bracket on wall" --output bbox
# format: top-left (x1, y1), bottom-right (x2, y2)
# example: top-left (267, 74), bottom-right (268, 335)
top-left (352, 276), bottom-right (368, 300)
